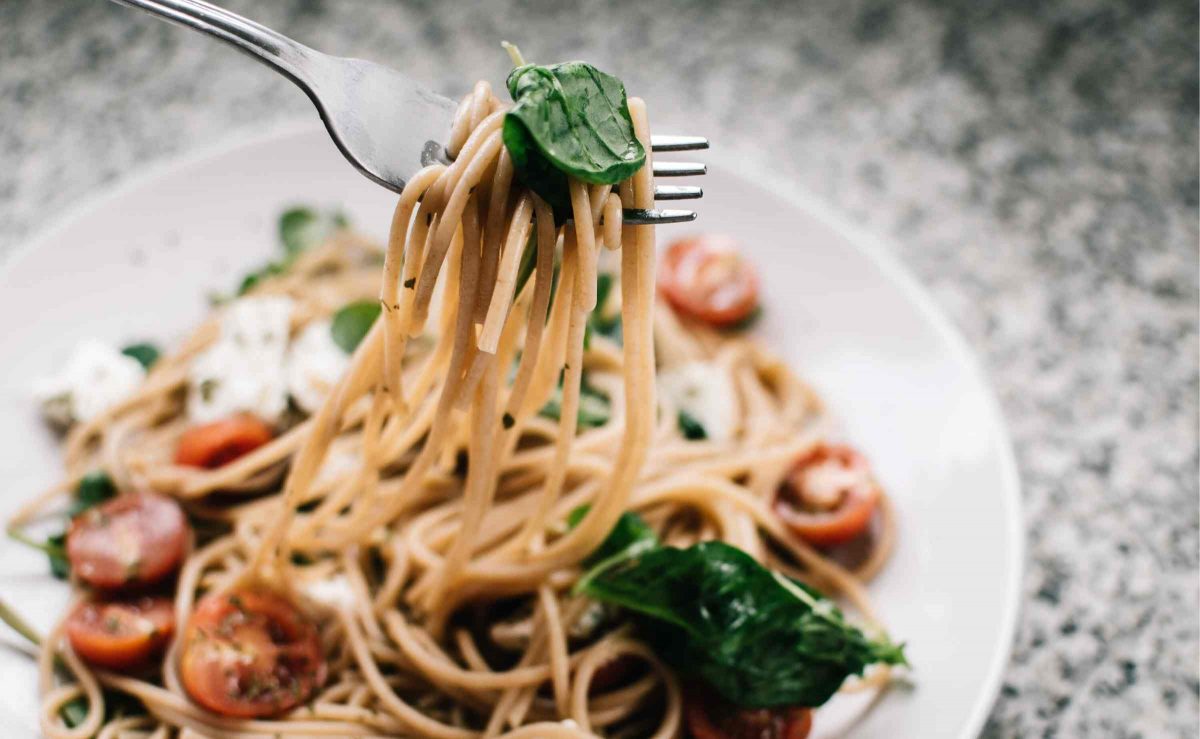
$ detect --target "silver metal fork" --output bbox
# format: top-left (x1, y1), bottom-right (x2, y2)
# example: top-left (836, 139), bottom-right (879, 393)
top-left (107, 0), bottom-right (707, 225)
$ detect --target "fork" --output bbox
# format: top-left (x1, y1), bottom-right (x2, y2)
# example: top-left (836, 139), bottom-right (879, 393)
top-left (107, 0), bottom-right (707, 225)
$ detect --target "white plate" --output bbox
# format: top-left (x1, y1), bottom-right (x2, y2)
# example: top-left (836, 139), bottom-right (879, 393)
top-left (0, 122), bottom-right (1022, 738)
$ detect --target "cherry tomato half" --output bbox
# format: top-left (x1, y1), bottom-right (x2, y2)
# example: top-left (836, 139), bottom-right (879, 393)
top-left (685, 688), bottom-right (813, 739)
top-left (773, 444), bottom-right (880, 548)
top-left (659, 235), bottom-right (760, 328)
top-left (180, 589), bottom-right (326, 718)
top-left (67, 492), bottom-right (189, 590)
top-left (66, 596), bottom-right (175, 670)
top-left (175, 414), bottom-right (274, 469)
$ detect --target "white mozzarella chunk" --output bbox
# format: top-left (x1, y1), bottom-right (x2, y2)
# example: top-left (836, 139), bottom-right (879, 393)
top-left (286, 319), bottom-right (350, 415)
top-left (187, 296), bottom-right (294, 424)
top-left (33, 339), bottom-right (146, 426)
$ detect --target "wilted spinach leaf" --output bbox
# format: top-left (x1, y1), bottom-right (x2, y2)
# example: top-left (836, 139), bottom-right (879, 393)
top-left (68, 471), bottom-right (117, 517)
top-left (567, 505), bottom-right (658, 568)
top-left (577, 540), bottom-right (907, 708)
top-left (330, 300), bottom-right (382, 354)
top-left (539, 379), bottom-right (609, 429)
top-left (677, 410), bottom-right (707, 440)
top-left (120, 342), bottom-right (160, 371)
top-left (504, 61), bottom-right (645, 216)
top-left (280, 206), bottom-right (349, 257)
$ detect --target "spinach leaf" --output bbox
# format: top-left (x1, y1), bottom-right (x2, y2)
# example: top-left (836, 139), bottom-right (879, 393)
top-left (539, 380), bottom-right (610, 429)
top-left (677, 410), bottom-right (707, 440)
top-left (577, 540), bottom-right (907, 708)
top-left (586, 272), bottom-right (623, 347)
top-left (223, 206), bottom-right (350, 299)
top-left (120, 342), bottom-right (160, 371)
top-left (504, 61), bottom-right (645, 216)
top-left (567, 505), bottom-right (658, 568)
top-left (330, 300), bottom-right (382, 354)
top-left (8, 528), bottom-right (69, 579)
top-left (279, 206), bottom-right (349, 257)
top-left (60, 697), bottom-right (88, 728)
top-left (724, 305), bottom-right (763, 332)
top-left (68, 471), bottom-right (117, 518)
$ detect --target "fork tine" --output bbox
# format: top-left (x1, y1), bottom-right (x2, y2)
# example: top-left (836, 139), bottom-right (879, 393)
top-left (650, 135), bottom-right (709, 152)
top-left (622, 208), bottom-right (697, 225)
top-left (653, 162), bottom-right (706, 177)
top-left (654, 185), bottom-right (703, 200)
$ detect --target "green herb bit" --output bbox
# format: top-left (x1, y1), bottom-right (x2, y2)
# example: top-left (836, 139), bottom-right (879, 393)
top-left (566, 505), bottom-right (658, 570)
top-left (68, 471), bottom-right (117, 518)
top-left (279, 206), bottom-right (350, 257)
top-left (120, 342), bottom-right (160, 371)
top-left (539, 381), bottom-right (610, 429)
top-left (8, 527), bottom-right (69, 579)
top-left (677, 410), bottom-right (707, 440)
top-left (330, 300), bottom-right (382, 354)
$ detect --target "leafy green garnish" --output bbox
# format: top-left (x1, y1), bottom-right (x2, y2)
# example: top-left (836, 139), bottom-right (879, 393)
top-left (60, 696), bottom-right (88, 728)
top-left (68, 471), bottom-right (117, 518)
top-left (539, 379), bottom-right (610, 429)
top-left (120, 342), bottom-right (160, 370)
top-left (330, 300), bottom-right (382, 354)
top-left (567, 505), bottom-right (659, 568)
top-left (586, 272), bottom-right (623, 348)
top-left (279, 206), bottom-right (349, 257)
top-left (576, 538), bottom-right (907, 708)
top-left (503, 53), bottom-right (645, 216)
top-left (8, 528), bottom-right (69, 579)
top-left (223, 206), bottom-right (350, 299)
top-left (677, 410), bottom-right (707, 440)
top-left (725, 305), bottom-right (763, 332)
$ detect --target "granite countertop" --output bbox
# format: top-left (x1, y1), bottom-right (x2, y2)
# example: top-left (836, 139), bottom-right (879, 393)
top-left (1, 0), bottom-right (1196, 736)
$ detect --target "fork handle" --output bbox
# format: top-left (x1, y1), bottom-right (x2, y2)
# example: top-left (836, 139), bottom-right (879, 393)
top-left (108, 0), bottom-right (322, 92)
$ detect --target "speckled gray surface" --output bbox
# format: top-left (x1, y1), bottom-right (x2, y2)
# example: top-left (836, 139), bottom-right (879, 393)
top-left (1, 0), bottom-right (1197, 736)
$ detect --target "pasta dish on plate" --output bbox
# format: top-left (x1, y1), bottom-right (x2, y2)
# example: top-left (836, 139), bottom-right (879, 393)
top-left (6, 48), bottom-right (908, 739)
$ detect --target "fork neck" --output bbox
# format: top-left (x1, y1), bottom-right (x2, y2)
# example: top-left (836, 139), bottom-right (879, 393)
top-left (109, 0), bottom-right (322, 92)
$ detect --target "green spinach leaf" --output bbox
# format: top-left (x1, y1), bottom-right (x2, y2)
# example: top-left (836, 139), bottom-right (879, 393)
top-left (8, 528), bottom-right (69, 579)
top-left (677, 410), bottom-right (707, 440)
top-left (539, 379), bottom-right (610, 429)
top-left (120, 342), bottom-right (160, 371)
top-left (504, 60), bottom-right (645, 215)
top-left (280, 206), bottom-right (349, 257)
top-left (330, 300), bottom-right (382, 354)
top-left (567, 505), bottom-right (658, 568)
top-left (577, 540), bottom-right (907, 708)
top-left (68, 471), bottom-right (117, 518)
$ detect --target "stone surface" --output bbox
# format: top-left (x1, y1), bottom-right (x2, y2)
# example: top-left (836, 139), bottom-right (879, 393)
top-left (1, 0), bottom-right (1196, 736)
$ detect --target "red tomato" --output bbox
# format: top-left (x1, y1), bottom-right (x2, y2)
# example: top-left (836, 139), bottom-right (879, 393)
top-left (175, 414), bottom-right (274, 469)
top-left (685, 689), bottom-right (813, 739)
top-left (659, 235), bottom-right (760, 327)
top-left (180, 590), bottom-right (326, 718)
top-left (773, 444), bottom-right (880, 548)
top-left (65, 596), bottom-right (175, 670)
top-left (67, 492), bottom-right (188, 590)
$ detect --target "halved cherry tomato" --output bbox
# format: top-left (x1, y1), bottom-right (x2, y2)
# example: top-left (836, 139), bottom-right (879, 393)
top-left (175, 414), bottom-right (274, 469)
top-left (67, 492), bottom-right (188, 590)
top-left (773, 444), bottom-right (880, 548)
top-left (685, 688), bottom-right (813, 739)
top-left (180, 589), bottom-right (326, 718)
top-left (65, 596), bottom-right (175, 670)
top-left (659, 235), bottom-right (760, 327)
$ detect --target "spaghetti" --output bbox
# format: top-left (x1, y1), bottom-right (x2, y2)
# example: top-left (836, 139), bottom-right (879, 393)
top-left (15, 77), bottom-right (899, 739)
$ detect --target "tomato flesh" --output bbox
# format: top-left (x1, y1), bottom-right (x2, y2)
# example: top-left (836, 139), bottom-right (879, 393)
top-left (66, 596), bottom-right (175, 670)
top-left (659, 235), bottom-right (760, 327)
top-left (774, 444), bottom-right (880, 548)
top-left (67, 492), bottom-right (188, 590)
top-left (175, 414), bottom-right (274, 469)
top-left (181, 589), bottom-right (325, 718)
top-left (685, 688), bottom-right (813, 739)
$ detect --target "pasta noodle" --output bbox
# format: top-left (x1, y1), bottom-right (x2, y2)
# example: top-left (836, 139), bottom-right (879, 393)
top-left (17, 82), bottom-right (898, 739)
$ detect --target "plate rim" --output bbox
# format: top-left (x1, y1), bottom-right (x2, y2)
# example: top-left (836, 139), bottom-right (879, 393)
top-left (0, 119), bottom-right (1024, 738)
